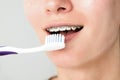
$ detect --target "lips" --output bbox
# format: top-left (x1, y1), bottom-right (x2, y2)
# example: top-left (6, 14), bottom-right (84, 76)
top-left (45, 24), bottom-right (84, 42)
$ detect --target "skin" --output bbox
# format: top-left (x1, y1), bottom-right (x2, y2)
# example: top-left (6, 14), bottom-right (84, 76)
top-left (24, 0), bottom-right (120, 80)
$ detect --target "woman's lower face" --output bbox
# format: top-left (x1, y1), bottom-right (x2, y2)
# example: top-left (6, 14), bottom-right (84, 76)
top-left (24, 0), bottom-right (120, 68)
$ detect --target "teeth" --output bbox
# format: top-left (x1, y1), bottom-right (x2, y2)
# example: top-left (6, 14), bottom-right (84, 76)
top-left (71, 27), bottom-right (76, 30)
top-left (66, 27), bottom-right (71, 30)
top-left (60, 26), bottom-right (66, 31)
top-left (47, 26), bottom-right (83, 32)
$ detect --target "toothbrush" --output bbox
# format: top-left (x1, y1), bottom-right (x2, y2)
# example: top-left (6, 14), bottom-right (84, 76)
top-left (0, 34), bottom-right (65, 56)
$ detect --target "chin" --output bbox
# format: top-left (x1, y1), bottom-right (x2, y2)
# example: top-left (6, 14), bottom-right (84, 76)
top-left (46, 48), bottom-right (97, 68)
top-left (46, 42), bottom-right (111, 69)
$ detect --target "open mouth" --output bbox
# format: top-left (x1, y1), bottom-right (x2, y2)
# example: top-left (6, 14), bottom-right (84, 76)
top-left (46, 25), bottom-right (84, 41)
top-left (46, 25), bottom-right (83, 34)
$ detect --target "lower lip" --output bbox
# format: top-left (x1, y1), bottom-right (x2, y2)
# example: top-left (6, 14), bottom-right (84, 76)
top-left (63, 31), bottom-right (81, 42)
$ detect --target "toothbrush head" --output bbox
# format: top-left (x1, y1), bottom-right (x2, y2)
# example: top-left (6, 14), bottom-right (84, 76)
top-left (44, 34), bottom-right (65, 51)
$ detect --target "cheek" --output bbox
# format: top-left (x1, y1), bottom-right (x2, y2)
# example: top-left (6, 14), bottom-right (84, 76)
top-left (36, 30), bottom-right (46, 44)
top-left (24, 1), bottom-right (47, 44)
top-left (78, 0), bottom-right (116, 38)
top-left (74, 0), bottom-right (115, 20)
top-left (74, 0), bottom-right (118, 54)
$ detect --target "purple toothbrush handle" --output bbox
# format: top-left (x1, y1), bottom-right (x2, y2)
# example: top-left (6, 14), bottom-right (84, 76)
top-left (0, 46), bottom-right (17, 56)
top-left (0, 51), bottom-right (17, 56)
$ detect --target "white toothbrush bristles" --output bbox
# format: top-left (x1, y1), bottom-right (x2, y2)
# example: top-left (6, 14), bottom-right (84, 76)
top-left (44, 34), bottom-right (65, 51)
top-left (45, 34), bottom-right (64, 44)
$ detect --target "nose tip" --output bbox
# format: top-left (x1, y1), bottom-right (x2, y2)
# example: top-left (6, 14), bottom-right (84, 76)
top-left (45, 0), bottom-right (72, 14)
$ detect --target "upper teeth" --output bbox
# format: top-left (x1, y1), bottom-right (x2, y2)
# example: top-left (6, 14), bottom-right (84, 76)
top-left (47, 26), bottom-right (82, 32)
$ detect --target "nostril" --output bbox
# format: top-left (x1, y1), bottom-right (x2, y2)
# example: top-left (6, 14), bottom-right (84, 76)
top-left (46, 6), bottom-right (67, 14)
top-left (57, 7), bottom-right (66, 12)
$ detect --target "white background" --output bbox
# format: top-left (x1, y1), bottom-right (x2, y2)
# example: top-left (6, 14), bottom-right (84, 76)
top-left (0, 0), bottom-right (56, 80)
